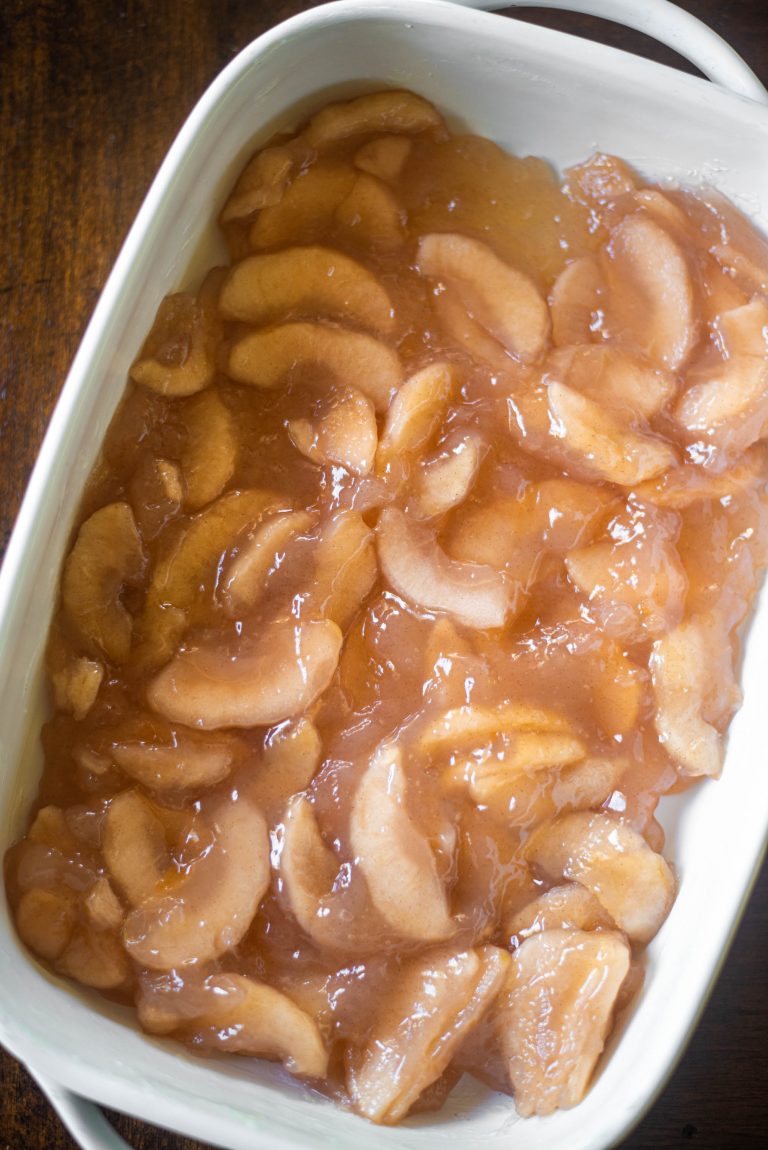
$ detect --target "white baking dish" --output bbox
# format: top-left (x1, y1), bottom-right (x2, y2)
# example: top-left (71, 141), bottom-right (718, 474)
top-left (1, 2), bottom-right (767, 1148)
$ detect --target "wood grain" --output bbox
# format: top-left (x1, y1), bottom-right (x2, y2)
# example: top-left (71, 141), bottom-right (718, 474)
top-left (1, 2), bottom-right (766, 1147)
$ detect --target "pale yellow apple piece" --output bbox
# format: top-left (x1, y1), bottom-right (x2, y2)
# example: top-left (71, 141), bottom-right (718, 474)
top-left (350, 743), bottom-right (454, 942)
top-left (499, 928), bottom-right (630, 1117)
top-left (417, 233), bottom-right (550, 363)
top-left (147, 617), bottom-right (342, 730)
top-left (226, 322), bottom-right (400, 412)
top-left (62, 502), bottom-right (146, 664)
top-left (123, 794), bottom-right (269, 969)
top-left (302, 90), bottom-right (443, 150)
top-left (219, 246), bottom-right (394, 333)
top-left (289, 387), bottom-right (378, 475)
top-left (376, 507), bottom-right (509, 629)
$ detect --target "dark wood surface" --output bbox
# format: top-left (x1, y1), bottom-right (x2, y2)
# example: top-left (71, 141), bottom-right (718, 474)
top-left (1, 2), bottom-right (766, 1147)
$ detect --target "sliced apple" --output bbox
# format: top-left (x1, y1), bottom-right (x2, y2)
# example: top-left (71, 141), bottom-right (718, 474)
top-left (226, 322), bottom-right (400, 412)
top-left (350, 743), bottom-right (454, 942)
top-left (148, 616), bottom-right (342, 731)
top-left (124, 792), bottom-right (269, 969)
top-left (376, 361), bottom-right (456, 475)
top-left (178, 389), bottom-right (236, 511)
top-left (349, 945), bottom-right (509, 1124)
top-left (103, 789), bottom-right (169, 907)
top-left (413, 435), bottom-right (482, 519)
top-left (603, 213), bottom-right (697, 370)
top-left (219, 246), bottom-right (394, 334)
top-left (527, 811), bottom-right (675, 944)
top-left (547, 381), bottom-right (677, 485)
top-left (650, 617), bottom-right (728, 778)
top-left (302, 90), bottom-right (443, 150)
top-left (310, 511), bottom-right (377, 630)
top-left (130, 291), bottom-right (219, 397)
top-left (109, 718), bottom-right (242, 792)
top-left (499, 928), bottom-right (630, 1117)
top-left (335, 173), bottom-right (406, 251)
top-left (417, 233), bottom-right (550, 363)
top-left (289, 386), bottom-right (378, 475)
top-left (51, 657), bottom-right (104, 721)
top-left (376, 507), bottom-right (509, 629)
top-left (221, 509), bottom-right (315, 617)
top-left (549, 256), bottom-right (604, 347)
top-left (545, 344), bottom-right (676, 419)
top-left (220, 145), bottom-right (295, 223)
top-left (62, 502), bottom-right (146, 664)
top-left (138, 972), bottom-right (328, 1078)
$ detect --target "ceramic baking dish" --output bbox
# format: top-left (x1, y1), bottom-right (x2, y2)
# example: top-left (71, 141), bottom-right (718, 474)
top-left (1, 2), bottom-right (767, 1148)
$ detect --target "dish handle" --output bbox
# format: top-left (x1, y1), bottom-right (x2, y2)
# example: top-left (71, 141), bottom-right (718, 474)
top-left (447, 0), bottom-right (768, 103)
top-left (30, 1070), bottom-right (133, 1150)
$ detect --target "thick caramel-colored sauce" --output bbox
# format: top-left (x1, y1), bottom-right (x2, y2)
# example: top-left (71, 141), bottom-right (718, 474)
top-left (6, 89), bottom-right (768, 1124)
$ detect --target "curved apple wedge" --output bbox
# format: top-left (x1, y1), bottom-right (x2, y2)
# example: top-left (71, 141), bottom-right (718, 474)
top-left (123, 793), bottom-right (269, 969)
top-left (138, 972), bottom-right (328, 1078)
top-left (226, 322), bottom-right (400, 412)
top-left (417, 233), bottom-right (550, 363)
top-left (376, 507), bottom-right (509, 629)
top-left (219, 246), bottom-right (394, 334)
top-left (147, 617), bottom-right (342, 730)
top-left (302, 90), bottom-right (443, 150)
top-left (350, 744), bottom-right (455, 942)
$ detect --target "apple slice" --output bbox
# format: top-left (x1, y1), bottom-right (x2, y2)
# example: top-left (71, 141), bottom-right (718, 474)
top-left (302, 90), bottom-right (443, 150)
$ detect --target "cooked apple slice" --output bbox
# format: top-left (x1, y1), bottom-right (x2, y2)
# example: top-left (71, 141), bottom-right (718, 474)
top-left (280, 793), bottom-right (378, 953)
top-left (499, 928), bottom-right (630, 1117)
top-left (124, 793), bottom-right (269, 969)
top-left (51, 657), bottom-right (104, 721)
top-left (420, 702), bottom-right (573, 753)
top-left (715, 297), bottom-right (768, 357)
top-left (221, 509), bottom-right (315, 617)
top-left (289, 386), bottom-right (378, 475)
top-left (16, 887), bottom-right (78, 962)
top-left (354, 134), bottom-right (412, 182)
top-left (507, 883), bottom-right (615, 943)
top-left (130, 291), bottom-right (219, 397)
top-left (336, 173), bottom-right (406, 251)
top-left (148, 616), bottom-right (342, 730)
top-left (376, 362), bottom-right (456, 475)
top-left (349, 945), bottom-right (509, 1124)
top-left (546, 344), bottom-right (676, 419)
top-left (178, 389), bottom-right (236, 511)
top-left (650, 617), bottom-right (729, 778)
top-left (417, 233), bottom-right (550, 363)
top-left (549, 256), bottom-right (604, 347)
top-left (376, 507), bottom-right (509, 629)
top-left (108, 718), bottom-right (242, 792)
top-left (350, 744), bottom-right (454, 942)
top-left (302, 90), bottom-right (443, 150)
top-left (103, 789), bottom-right (169, 907)
top-left (251, 718), bottom-right (323, 808)
top-left (249, 159), bottom-right (357, 249)
top-left (138, 972), bottom-right (328, 1077)
top-left (226, 322), bottom-right (400, 412)
top-left (62, 502), bottom-right (146, 664)
top-left (219, 246), bottom-right (394, 334)
top-left (454, 735), bottom-right (587, 807)
top-left (413, 435), bottom-right (482, 518)
top-left (128, 457), bottom-right (184, 539)
top-left (310, 512), bottom-right (377, 630)
top-left (674, 354), bottom-right (768, 456)
top-left (603, 213), bottom-right (697, 370)
top-left (591, 639), bottom-right (645, 737)
top-left (220, 145), bottom-right (295, 223)
top-left (84, 878), bottom-right (123, 933)
top-left (547, 381), bottom-right (677, 485)
top-left (137, 488), bottom-right (278, 667)
top-left (527, 811), bottom-right (675, 944)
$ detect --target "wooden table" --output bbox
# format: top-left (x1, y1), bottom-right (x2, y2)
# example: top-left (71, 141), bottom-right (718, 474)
top-left (1, 2), bottom-right (766, 1147)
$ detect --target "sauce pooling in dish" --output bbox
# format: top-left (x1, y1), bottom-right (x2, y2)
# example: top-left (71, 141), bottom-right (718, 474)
top-left (6, 89), bottom-right (768, 1124)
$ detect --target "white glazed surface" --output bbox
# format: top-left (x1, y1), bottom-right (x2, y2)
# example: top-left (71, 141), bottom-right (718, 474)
top-left (1, 3), bottom-right (768, 1149)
